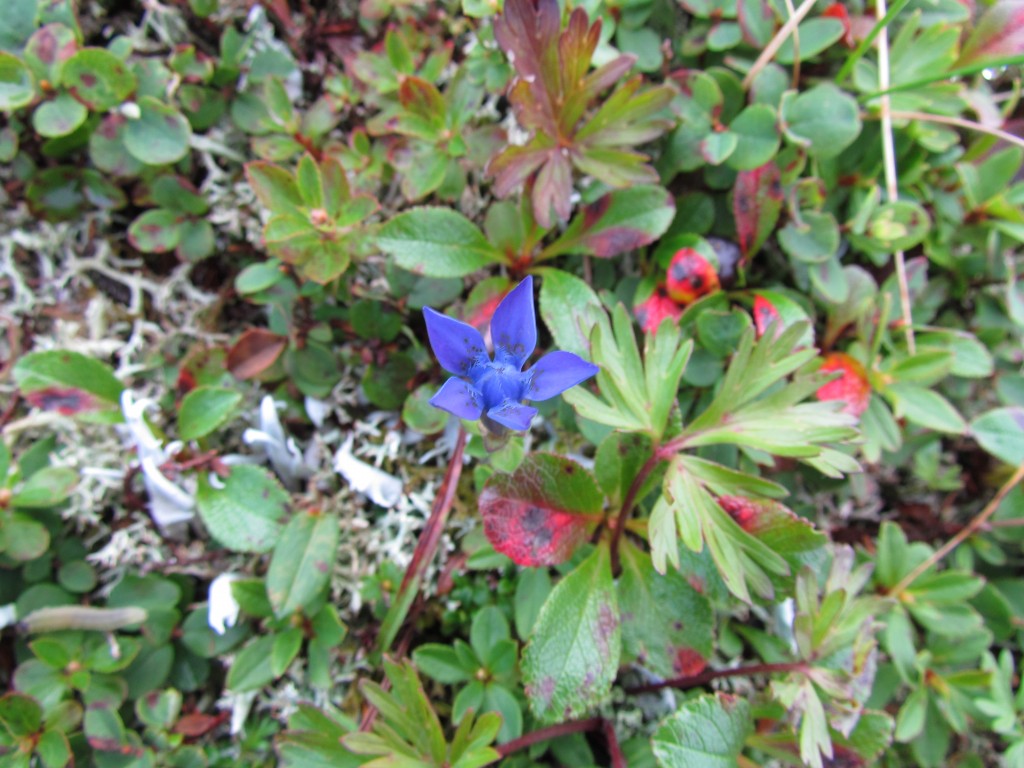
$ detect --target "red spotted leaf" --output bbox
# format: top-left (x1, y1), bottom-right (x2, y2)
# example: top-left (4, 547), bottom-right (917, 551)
top-left (753, 295), bottom-right (781, 338)
top-left (618, 541), bottom-right (714, 679)
top-left (23, 387), bottom-right (97, 415)
top-left (717, 495), bottom-right (826, 554)
top-left (733, 161), bottom-right (784, 259)
top-left (634, 287), bottom-right (683, 333)
top-left (665, 248), bottom-right (721, 305)
top-left (479, 453), bottom-right (602, 566)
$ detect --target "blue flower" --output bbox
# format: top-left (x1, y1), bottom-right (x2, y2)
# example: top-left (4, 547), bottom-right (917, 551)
top-left (424, 276), bottom-right (599, 432)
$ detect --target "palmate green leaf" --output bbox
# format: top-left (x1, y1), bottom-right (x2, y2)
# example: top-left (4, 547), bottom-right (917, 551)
top-left (652, 456), bottom-right (790, 603)
top-left (651, 693), bottom-right (752, 768)
top-left (522, 546), bottom-right (620, 723)
top-left (563, 305), bottom-right (691, 439)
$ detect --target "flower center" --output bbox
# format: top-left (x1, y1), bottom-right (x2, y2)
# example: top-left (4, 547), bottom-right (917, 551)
top-left (472, 360), bottom-right (527, 409)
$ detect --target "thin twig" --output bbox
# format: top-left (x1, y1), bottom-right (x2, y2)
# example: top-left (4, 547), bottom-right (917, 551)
top-left (609, 447), bottom-right (663, 576)
top-left (888, 462), bottom-right (1024, 597)
top-left (875, 0), bottom-right (916, 355)
top-left (625, 660), bottom-right (809, 695)
top-left (495, 717), bottom-right (603, 758)
top-left (741, 0), bottom-right (819, 90)
top-left (781, 0), bottom-right (800, 88)
top-left (882, 109), bottom-right (1024, 152)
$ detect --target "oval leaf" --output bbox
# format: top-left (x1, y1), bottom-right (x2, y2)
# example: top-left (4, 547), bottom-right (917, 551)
top-left (195, 465), bottom-right (289, 553)
top-left (177, 386), bottom-right (242, 440)
top-left (266, 511), bottom-right (339, 618)
top-left (522, 546), bottom-right (620, 723)
top-left (377, 207), bottom-right (504, 277)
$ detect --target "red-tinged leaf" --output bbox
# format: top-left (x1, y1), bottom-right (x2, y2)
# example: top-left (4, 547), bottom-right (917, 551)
top-left (494, 0), bottom-right (561, 134)
top-left (558, 8), bottom-right (602, 103)
top-left (173, 712), bottom-right (225, 738)
top-left (532, 147), bottom-right (573, 227)
top-left (227, 328), bottom-right (288, 380)
top-left (23, 387), bottom-right (97, 415)
top-left (479, 453), bottom-right (603, 566)
top-left (489, 145), bottom-right (553, 199)
top-left (398, 75), bottom-right (444, 117)
top-left (733, 161), bottom-right (784, 258)
top-left (634, 288), bottom-right (683, 333)
top-left (958, 0), bottom-right (1024, 66)
top-left (817, 352), bottom-right (871, 418)
top-left (738, 0), bottom-right (777, 47)
top-left (546, 185), bottom-right (675, 259)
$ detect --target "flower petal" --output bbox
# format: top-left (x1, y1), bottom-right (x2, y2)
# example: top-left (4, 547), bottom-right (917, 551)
top-left (423, 307), bottom-right (488, 376)
top-left (429, 377), bottom-right (484, 421)
top-left (486, 401), bottom-right (538, 431)
top-left (490, 276), bottom-right (536, 369)
top-left (525, 351), bottom-right (600, 401)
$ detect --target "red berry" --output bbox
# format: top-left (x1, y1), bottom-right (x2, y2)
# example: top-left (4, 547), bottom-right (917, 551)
top-left (822, 3), bottom-right (854, 47)
top-left (816, 352), bottom-right (870, 418)
top-left (634, 287), bottom-right (683, 333)
top-left (752, 295), bottom-right (781, 338)
top-left (665, 248), bottom-right (720, 305)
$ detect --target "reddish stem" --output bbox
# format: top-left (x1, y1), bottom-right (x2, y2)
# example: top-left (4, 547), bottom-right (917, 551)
top-left (625, 660), bottom-right (809, 695)
top-left (602, 718), bottom-right (626, 768)
top-left (495, 717), bottom-right (603, 758)
top-left (394, 427), bottom-right (467, 600)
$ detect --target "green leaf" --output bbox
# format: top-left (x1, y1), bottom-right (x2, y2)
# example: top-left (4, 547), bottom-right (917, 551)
top-left (725, 104), bottom-right (780, 171)
top-left (177, 386), bottom-right (242, 440)
top-left (618, 541), bottom-right (713, 679)
top-left (377, 207), bottom-right (504, 277)
top-left (266, 511), bottom-right (339, 617)
top-left (522, 546), bottom-right (620, 723)
top-left (128, 209), bottom-right (186, 253)
top-left (412, 644), bottom-right (474, 684)
top-left (195, 465), bottom-right (289, 552)
top-left (544, 185), bottom-right (676, 259)
top-left (124, 96), bottom-right (193, 166)
top-left (780, 83), bottom-right (861, 159)
top-left (227, 634), bottom-right (278, 692)
top-left (971, 407), bottom-right (1024, 465)
top-left (11, 466), bottom-right (77, 508)
top-left (479, 453), bottom-right (602, 566)
top-left (62, 47), bottom-right (136, 112)
top-left (886, 383), bottom-right (966, 434)
top-left (537, 268), bottom-right (605, 359)
top-left (779, 211), bottom-right (840, 264)
top-left (32, 93), bottom-right (87, 138)
top-left (0, 0), bottom-right (37, 54)
top-left (651, 693), bottom-right (752, 767)
top-left (0, 51), bottom-right (37, 111)
top-left (13, 350), bottom-right (123, 404)
top-left (272, 627), bottom-right (304, 677)
top-left (0, 692), bottom-right (43, 737)
top-left (776, 18), bottom-right (845, 63)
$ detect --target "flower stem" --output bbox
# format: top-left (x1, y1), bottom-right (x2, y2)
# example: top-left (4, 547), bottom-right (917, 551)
top-left (624, 660), bottom-right (809, 695)
top-left (375, 426), bottom-right (467, 654)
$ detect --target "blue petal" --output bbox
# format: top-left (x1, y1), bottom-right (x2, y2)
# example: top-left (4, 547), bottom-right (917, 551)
top-left (429, 378), bottom-right (484, 421)
top-left (486, 401), bottom-right (538, 431)
top-left (526, 351), bottom-right (600, 401)
top-left (490, 276), bottom-right (536, 369)
top-left (423, 307), bottom-right (488, 376)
